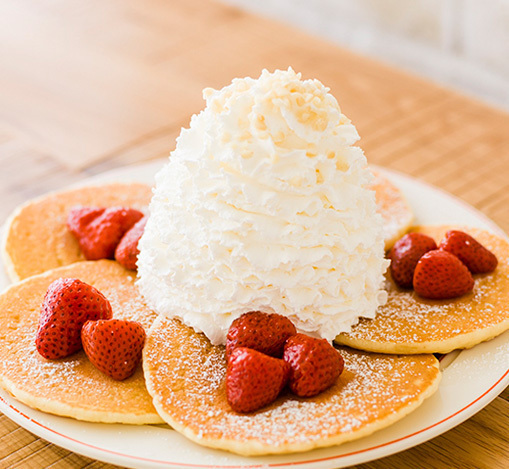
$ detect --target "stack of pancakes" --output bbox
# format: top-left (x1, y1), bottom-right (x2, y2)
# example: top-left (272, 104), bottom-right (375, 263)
top-left (1, 176), bottom-right (507, 456)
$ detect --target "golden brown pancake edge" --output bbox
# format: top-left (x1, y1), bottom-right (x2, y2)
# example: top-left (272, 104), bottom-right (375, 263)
top-left (335, 225), bottom-right (509, 354)
top-left (0, 260), bottom-right (163, 424)
top-left (143, 315), bottom-right (441, 456)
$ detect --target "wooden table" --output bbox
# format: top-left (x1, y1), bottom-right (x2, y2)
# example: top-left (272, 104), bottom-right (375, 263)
top-left (0, 1), bottom-right (508, 467)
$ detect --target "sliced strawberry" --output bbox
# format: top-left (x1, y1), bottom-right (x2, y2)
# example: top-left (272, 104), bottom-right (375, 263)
top-left (67, 206), bottom-right (144, 260)
top-left (388, 233), bottom-right (438, 288)
top-left (226, 347), bottom-right (289, 413)
top-left (413, 250), bottom-right (474, 299)
top-left (36, 278), bottom-right (113, 359)
top-left (439, 230), bottom-right (498, 274)
top-left (81, 319), bottom-right (146, 380)
top-left (283, 333), bottom-right (344, 398)
top-left (114, 216), bottom-right (147, 270)
top-left (226, 311), bottom-right (297, 359)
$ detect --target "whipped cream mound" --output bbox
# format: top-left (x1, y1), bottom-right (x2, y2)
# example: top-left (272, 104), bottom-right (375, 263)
top-left (137, 68), bottom-right (389, 345)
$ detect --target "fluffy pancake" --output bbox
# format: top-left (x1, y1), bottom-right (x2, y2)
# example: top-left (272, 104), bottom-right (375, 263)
top-left (335, 226), bottom-right (509, 354)
top-left (370, 170), bottom-right (413, 250)
top-left (0, 260), bottom-right (163, 424)
top-left (2, 182), bottom-right (152, 282)
top-left (143, 315), bottom-right (441, 456)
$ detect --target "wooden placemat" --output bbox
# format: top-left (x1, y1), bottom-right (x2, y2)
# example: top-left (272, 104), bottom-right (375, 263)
top-left (0, 0), bottom-right (508, 468)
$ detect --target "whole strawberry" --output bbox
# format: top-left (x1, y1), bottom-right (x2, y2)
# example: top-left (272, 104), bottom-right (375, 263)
top-left (36, 278), bottom-right (113, 359)
top-left (388, 233), bottom-right (437, 288)
top-left (81, 319), bottom-right (146, 380)
top-left (439, 230), bottom-right (498, 274)
top-left (226, 311), bottom-right (297, 359)
top-left (226, 347), bottom-right (289, 413)
top-left (283, 333), bottom-right (344, 398)
top-left (67, 206), bottom-right (144, 260)
top-left (114, 216), bottom-right (147, 270)
top-left (413, 250), bottom-right (474, 299)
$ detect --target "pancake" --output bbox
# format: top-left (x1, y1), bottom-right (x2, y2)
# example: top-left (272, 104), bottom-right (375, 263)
top-left (143, 315), bottom-right (441, 456)
top-left (2, 182), bottom-right (152, 282)
top-left (370, 170), bottom-right (413, 251)
top-left (335, 226), bottom-right (509, 354)
top-left (0, 260), bottom-right (163, 424)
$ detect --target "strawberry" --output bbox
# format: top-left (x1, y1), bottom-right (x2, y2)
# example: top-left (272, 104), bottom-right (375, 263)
top-left (36, 278), bottom-right (113, 359)
top-left (114, 216), bottom-right (147, 270)
top-left (81, 319), bottom-right (146, 380)
top-left (67, 207), bottom-right (106, 233)
top-left (283, 333), bottom-right (344, 397)
top-left (388, 233), bottom-right (437, 288)
top-left (226, 311), bottom-right (297, 359)
top-left (226, 347), bottom-right (289, 413)
top-left (413, 250), bottom-right (474, 299)
top-left (67, 206), bottom-right (144, 260)
top-left (439, 230), bottom-right (498, 274)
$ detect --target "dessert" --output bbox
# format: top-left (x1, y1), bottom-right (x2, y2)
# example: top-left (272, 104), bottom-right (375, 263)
top-left (2, 182), bottom-right (152, 281)
top-left (0, 260), bottom-right (162, 424)
top-left (135, 66), bottom-right (441, 454)
top-left (137, 68), bottom-right (389, 345)
top-left (335, 225), bottom-right (509, 354)
top-left (6, 69), bottom-right (504, 460)
top-left (143, 315), bottom-right (441, 455)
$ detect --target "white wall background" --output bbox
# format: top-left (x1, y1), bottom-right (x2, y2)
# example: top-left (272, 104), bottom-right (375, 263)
top-left (224, 0), bottom-right (509, 111)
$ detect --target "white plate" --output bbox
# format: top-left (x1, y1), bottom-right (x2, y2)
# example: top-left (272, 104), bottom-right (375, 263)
top-left (1, 161), bottom-right (508, 469)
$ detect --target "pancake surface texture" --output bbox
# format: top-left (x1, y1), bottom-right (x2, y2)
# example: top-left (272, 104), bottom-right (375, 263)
top-left (143, 315), bottom-right (441, 455)
top-left (370, 170), bottom-right (413, 250)
top-left (0, 260), bottom-right (162, 424)
top-left (2, 182), bottom-right (152, 281)
top-left (335, 226), bottom-right (509, 354)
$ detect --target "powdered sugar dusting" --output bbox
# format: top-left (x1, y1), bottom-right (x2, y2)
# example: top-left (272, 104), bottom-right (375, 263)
top-left (145, 316), bottom-right (440, 451)
top-left (0, 260), bottom-right (159, 420)
top-left (339, 227), bottom-right (509, 346)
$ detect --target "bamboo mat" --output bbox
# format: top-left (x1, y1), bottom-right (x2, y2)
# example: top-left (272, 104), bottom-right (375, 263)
top-left (0, 0), bottom-right (508, 468)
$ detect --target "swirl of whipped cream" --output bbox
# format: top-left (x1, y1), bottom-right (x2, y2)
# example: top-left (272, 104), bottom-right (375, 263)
top-left (137, 68), bottom-right (388, 344)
